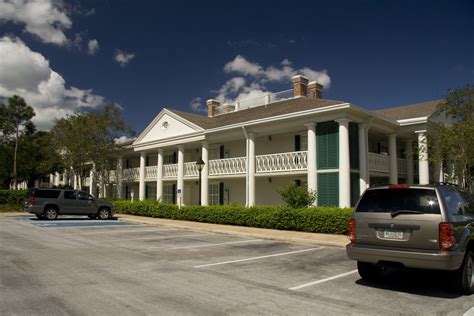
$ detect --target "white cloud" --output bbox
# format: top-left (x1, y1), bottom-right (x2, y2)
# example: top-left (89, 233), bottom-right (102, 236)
top-left (87, 39), bottom-right (99, 55)
top-left (190, 56), bottom-right (331, 110)
top-left (189, 97), bottom-right (205, 113)
top-left (114, 49), bottom-right (135, 67)
top-left (0, 36), bottom-right (104, 129)
top-left (0, 0), bottom-right (72, 45)
top-left (114, 135), bottom-right (135, 145)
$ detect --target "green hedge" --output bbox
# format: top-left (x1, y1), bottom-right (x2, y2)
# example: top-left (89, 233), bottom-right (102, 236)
top-left (0, 190), bottom-right (27, 205)
top-left (113, 200), bottom-right (352, 234)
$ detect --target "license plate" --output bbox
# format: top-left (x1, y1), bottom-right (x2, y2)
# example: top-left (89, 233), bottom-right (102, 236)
top-left (383, 230), bottom-right (403, 239)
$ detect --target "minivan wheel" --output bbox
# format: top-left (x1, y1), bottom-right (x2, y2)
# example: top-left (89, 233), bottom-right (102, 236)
top-left (97, 208), bottom-right (110, 220)
top-left (357, 261), bottom-right (382, 281)
top-left (451, 250), bottom-right (474, 295)
top-left (43, 208), bottom-right (58, 220)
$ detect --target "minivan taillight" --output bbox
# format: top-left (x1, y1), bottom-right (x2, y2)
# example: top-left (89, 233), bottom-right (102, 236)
top-left (439, 223), bottom-right (456, 251)
top-left (347, 219), bottom-right (356, 243)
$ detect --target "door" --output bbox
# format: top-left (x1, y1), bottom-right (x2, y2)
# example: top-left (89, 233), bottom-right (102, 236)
top-left (76, 191), bottom-right (97, 215)
top-left (62, 190), bottom-right (80, 215)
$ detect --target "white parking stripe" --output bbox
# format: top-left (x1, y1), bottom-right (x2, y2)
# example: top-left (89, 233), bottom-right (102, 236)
top-left (143, 239), bottom-right (265, 252)
top-left (71, 228), bottom-right (180, 235)
top-left (463, 307), bottom-right (474, 316)
top-left (102, 233), bottom-right (214, 242)
top-left (288, 270), bottom-right (358, 290)
top-left (194, 247), bottom-right (324, 268)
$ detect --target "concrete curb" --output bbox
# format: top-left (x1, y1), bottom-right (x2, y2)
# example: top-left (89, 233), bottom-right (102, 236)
top-left (116, 214), bottom-right (349, 248)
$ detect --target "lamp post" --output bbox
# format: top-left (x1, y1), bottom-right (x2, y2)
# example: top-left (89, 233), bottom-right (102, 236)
top-left (195, 158), bottom-right (205, 205)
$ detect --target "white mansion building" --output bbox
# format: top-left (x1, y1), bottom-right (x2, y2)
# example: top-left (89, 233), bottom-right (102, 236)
top-left (47, 76), bottom-right (443, 208)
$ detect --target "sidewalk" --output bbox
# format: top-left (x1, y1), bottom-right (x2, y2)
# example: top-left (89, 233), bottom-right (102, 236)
top-left (116, 214), bottom-right (349, 248)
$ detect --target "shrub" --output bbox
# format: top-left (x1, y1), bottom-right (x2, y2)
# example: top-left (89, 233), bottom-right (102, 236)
top-left (278, 182), bottom-right (316, 208)
top-left (113, 200), bottom-right (352, 234)
top-left (0, 189), bottom-right (27, 205)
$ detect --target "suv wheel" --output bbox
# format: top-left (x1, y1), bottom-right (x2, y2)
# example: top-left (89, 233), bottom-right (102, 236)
top-left (357, 261), bottom-right (382, 281)
top-left (451, 250), bottom-right (474, 294)
top-left (43, 208), bottom-right (58, 220)
top-left (97, 208), bottom-right (110, 220)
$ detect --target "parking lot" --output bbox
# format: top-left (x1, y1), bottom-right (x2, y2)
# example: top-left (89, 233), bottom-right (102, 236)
top-left (1, 215), bottom-right (473, 315)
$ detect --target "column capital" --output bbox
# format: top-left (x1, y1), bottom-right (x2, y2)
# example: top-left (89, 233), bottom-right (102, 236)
top-left (157, 148), bottom-right (164, 154)
top-left (388, 133), bottom-right (397, 139)
top-left (247, 132), bottom-right (256, 139)
top-left (358, 122), bottom-right (367, 129)
top-left (414, 129), bottom-right (427, 134)
top-left (139, 151), bottom-right (146, 157)
top-left (178, 145), bottom-right (185, 151)
top-left (201, 141), bottom-right (209, 147)
top-left (304, 122), bottom-right (316, 130)
top-left (335, 118), bottom-right (351, 126)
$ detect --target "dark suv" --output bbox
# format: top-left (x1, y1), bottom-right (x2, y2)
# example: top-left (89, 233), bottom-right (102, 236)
top-left (346, 183), bottom-right (473, 294)
top-left (23, 188), bottom-right (114, 220)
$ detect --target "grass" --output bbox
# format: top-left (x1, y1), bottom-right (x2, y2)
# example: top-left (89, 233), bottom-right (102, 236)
top-left (0, 204), bottom-right (22, 213)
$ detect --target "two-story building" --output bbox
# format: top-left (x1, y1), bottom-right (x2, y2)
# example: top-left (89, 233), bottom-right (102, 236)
top-left (49, 75), bottom-right (443, 208)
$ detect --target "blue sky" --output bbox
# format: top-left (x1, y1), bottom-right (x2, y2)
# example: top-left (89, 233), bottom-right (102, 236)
top-left (0, 0), bottom-right (473, 134)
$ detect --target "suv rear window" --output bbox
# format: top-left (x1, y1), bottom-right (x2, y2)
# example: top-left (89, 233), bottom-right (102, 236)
top-left (32, 189), bottom-right (61, 199)
top-left (356, 188), bottom-right (440, 214)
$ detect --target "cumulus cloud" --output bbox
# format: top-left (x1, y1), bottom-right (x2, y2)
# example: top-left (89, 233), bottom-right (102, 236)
top-left (189, 97), bottom-right (205, 113)
top-left (114, 49), bottom-right (135, 67)
top-left (114, 135), bottom-right (135, 145)
top-left (0, 36), bottom-right (104, 129)
top-left (0, 0), bottom-right (72, 45)
top-left (190, 55), bottom-right (332, 111)
top-left (87, 39), bottom-right (99, 55)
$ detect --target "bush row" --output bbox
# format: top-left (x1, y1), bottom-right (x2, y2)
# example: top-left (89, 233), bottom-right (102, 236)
top-left (113, 200), bottom-right (353, 234)
top-left (0, 190), bottom-right (27, 205)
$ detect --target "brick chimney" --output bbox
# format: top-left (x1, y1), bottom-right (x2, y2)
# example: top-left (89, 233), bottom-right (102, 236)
top-left (206, 99), bottom-right (220, 117)
top-left (291, 75), bottom-right (309, 97)
top-left (308, 81), bottom-right (323, 99)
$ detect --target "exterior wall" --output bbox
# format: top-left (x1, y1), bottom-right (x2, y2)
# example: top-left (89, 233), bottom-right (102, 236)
top-left (255, 176), bottom-right (305, 205)
top-left (255, 133), bottom-right (301, 155)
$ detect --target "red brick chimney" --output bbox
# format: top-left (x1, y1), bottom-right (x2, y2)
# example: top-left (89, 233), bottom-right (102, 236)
top-left (291, 75), bottom-right (309, 97)
top-left (206, 99), bottom-right (220, 117)
top-left (308, 81), bottom-right (323, 99)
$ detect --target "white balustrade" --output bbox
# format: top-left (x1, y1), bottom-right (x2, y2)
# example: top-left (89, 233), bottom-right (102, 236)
top-left (122, 167), bottom-right (140, 181)
top-left (145, 166), bottom-right (158, 180)
top-left (368, 153), bottom-right (390, 173)
top-left (256, 151), bottom-right (307, 174)
top-left (209, 157), bottom-right (247, 176)
top-left (163, 164), bottom-right (178, 179)
top-left (184, 162), bottom-right (199, 177)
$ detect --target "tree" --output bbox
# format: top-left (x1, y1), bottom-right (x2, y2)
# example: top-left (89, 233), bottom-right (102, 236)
top-left (50, 104), bottom-right (134, 193)
top-left (278, 181), bottom-right (317, 208)
top-left (0, 95), bottom-right (35, 189)
top-left (429, 85), bottom-right (474, 190)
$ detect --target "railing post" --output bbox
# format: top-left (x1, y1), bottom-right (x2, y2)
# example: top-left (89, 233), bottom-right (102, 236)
top-left (305, 123), bottom-right (317, 206)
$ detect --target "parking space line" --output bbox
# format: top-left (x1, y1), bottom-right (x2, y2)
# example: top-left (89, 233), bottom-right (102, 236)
top-left (143, 239), bottom-right (266, 252)
top-left (288, 269), bottom-right (358, 291)
top-left (101, 233), bottom-right (214, 242)
top-left (70, 228), bottom-right (180, 235)
top-left (194, 247), bottom-right (324, 268)
top-left (463, 307), bottom-right (474, 316)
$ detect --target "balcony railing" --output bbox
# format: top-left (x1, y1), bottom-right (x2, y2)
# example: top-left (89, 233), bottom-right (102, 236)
top-left (123, 167), bottom-right (140, 181)
top-left (256, 151), bottom-right (307, 174)
top-left (368, 153), bottom-right (390, 173)
top-left (163, 164), bottom-right (178, 179)
top-left (209, 157), bottom-right (246, 176)
top-left (145, 166), bottom-right (158, 180)
top-left (184, 162), bottom-right (199, 177)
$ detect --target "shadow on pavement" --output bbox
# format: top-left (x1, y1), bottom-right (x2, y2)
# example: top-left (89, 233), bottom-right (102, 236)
top-left (355, 267), bottom-right (464, 299)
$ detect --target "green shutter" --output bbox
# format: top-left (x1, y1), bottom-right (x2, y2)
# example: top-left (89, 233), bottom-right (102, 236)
top-left (317, 121), bottom-right (339, 169)
top-left (294, 135), bottom-right (301, 151)
top-left (317, 172), bottom-right (339, 206)
top-left (349, 122), bottom-right (359, 170)
top-left (219, 182), bottom-right (224, 205)
top-left (350, 172), bottom-right (360, 207)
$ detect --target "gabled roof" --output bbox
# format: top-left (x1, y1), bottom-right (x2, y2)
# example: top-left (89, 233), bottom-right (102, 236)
top-left (168, 97), bottom-right (345, 130)
top-left (375, 100), bottom-right (443, 120)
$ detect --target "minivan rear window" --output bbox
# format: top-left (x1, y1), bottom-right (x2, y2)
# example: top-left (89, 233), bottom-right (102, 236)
top-left (33, 189), bottom-right (61, 199)
top-left (356, 188), bottom-right (440, 214)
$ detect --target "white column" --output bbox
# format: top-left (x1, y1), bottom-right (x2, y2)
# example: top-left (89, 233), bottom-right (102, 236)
top-left (201, 142), bottom-right (209, 206)
top-left (417, 130), bottom-right (429, 184)
top-left (358, 123), bottom-right (368, 195)
top-left (177, 146), bottom-right (185, 207)
top-left (388, 134), bottom-right (398, 184)
top-left (89, 164), bottom-right (96, 196)
top-left (139, 152), bottom-right (146, 201)
top-left (156, 149), bottom-right (164, 201)
top-left (336, 118), bottom-right (351, 208)
top-left (49, 174), bottom-right (54, 187)
top-left (436, 161), bottom-right (444, 182)
top-left (73, 173), bottom-right (78, 190)
top-left (116, 156), bottom-right (123, 199)
top-left (306, 123), bottom-right (317, 206)
top-left (247, 133), bottom-right (256, 207)
top-left (99, 173), bottom-right (105, 198)
top-left (405, 140), bottom-right (414, 185)
top-left (54, 172), bottom-right (60, 187)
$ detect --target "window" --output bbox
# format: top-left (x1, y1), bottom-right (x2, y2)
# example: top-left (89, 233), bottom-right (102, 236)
top-left (78, 191), bottom-right (93, 201)
top-left (209, 147), bottom-right (220, 160)
top-left (461, 192), bottom-right (474, 215)
top-left (163, 184), bottom-right (174, 204)
top-left (34, 189), bottom-right (61, 199)
top-left (209, 183), bottom-right (219, 205)
top-left (64, 191), bottom-right (76, 200)
top-left (164, 151), bottom-right (177, 164)
top-left (440, 188), bottom-right (464, 216)
top-left (356, 188), bottom-right (440, 214)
